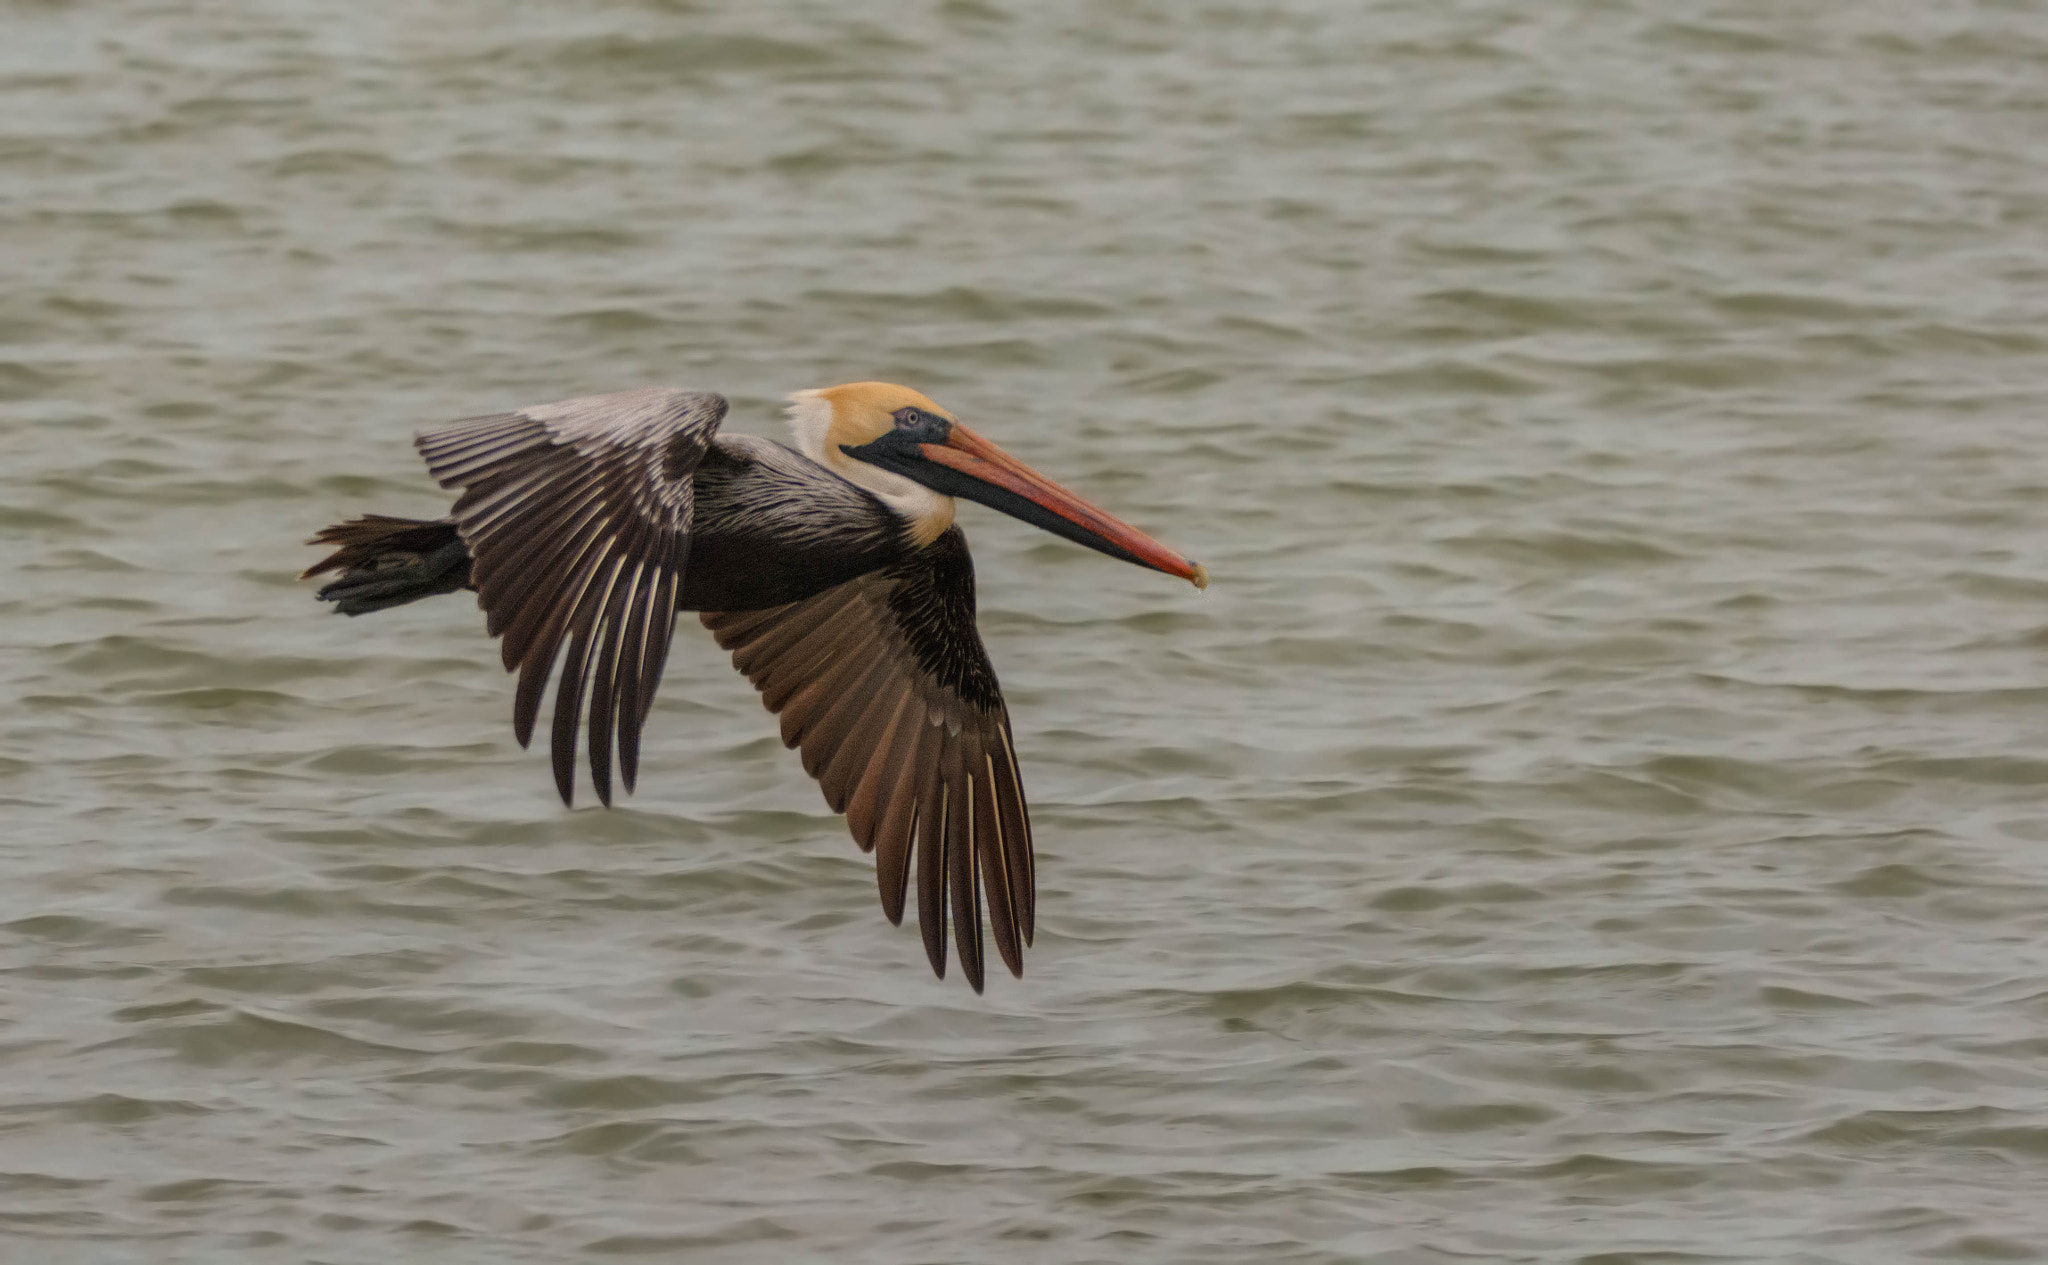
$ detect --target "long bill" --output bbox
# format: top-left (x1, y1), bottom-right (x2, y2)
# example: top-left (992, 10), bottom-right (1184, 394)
top-left (916, 424), bottom-right (1208, 589)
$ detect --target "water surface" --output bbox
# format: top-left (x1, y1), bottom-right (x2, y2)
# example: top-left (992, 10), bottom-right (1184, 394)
top-left (6, 1), bottom-right (2048, 1261)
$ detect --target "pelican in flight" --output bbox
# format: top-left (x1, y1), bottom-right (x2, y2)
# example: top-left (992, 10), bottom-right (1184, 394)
top-left (303, 383), bottom-right (1205, 991)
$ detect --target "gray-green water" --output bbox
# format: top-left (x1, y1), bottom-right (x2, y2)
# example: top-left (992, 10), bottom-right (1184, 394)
top-left (7, 2), bottom-right (2048, 1261)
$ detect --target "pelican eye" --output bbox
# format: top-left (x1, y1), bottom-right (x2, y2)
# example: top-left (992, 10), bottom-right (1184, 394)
top-left (890, 407), bottom-right (951, 442)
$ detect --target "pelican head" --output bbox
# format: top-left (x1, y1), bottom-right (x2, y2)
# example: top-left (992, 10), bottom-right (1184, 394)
top-left (787, 381), bottom-right (1206, 587)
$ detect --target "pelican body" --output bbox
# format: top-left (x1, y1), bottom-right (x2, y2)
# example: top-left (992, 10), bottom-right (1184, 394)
top-left (304, 383), bottom-right (1204, 992)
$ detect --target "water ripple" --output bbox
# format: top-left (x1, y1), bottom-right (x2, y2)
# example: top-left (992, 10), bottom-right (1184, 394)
top-left (6, 0), bottom-right (2048, 1260)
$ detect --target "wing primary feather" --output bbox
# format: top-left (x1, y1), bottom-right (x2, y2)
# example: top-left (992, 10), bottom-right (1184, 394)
top-left (787, 651), bottom-right (896, 791)
top-left (511, 648), bottom-right (554, 751)
top-left (785, 639), bottom-right (890, 744)
top-left (473, 485), bottom-right (613, 647)
top-left (622, 559), bottom-right (678, 795)
top-left (917, 775), bottom-right (948, 979)
top-left (616, 535), bottom-right (677, 792)
top-left (590, 510), bottom-right (660, 799)
top-left (697, 527), bottom-right (1030, 990)
top-left (949, 753), bottom-right (986, 994)
top-left (494, 496), bottom-right (617, 671)
top-left (459, 461), bottom-right (605, 555)
top-left (637, 553), bottom-right (679, 724)
top-left (635, 532), bottom-right (684, 720)
top-left (994, 722), bottom-right (1035, 941)
top-left (990, 726), bottom-right (1034, 944)
top-left (507, 525), bottom-right (614, 748)
top-left (548, 623), bottom-right (593, 805)
top-left (871, 708), bottom-right (928, 923)
top-left (548, 551), bottom-right (627, 806)
top-left (419, 387), bottom-right (722, 807)
top-left (456, 455), bottom-right (602, 555)
top-left (727, 589), bottom-right (859, 673)
top-left (425, 412), bottom-right (533, 451)
top-left (611, 559), bottom-right (652, 797)
top-left (763, 623), bottom-right (885, 717)
top-left (416, 412), bottom-right (544, 481)
top-left (845, 689), bottom-right (916, 851)
top-left (583, 552), bottom-right (643, 808)
top-left (586, 507), bottom-right (670, 806)
top-left (753, 600), bottom-right (874, 687)
top-left (700, 605), bottom-right (779, 646)
top-left (978, 749), bottom-right (1024, 977)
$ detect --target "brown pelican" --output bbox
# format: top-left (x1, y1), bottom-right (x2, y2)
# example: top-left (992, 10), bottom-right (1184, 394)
top-left (303, 383), bottom-right (1205, 991)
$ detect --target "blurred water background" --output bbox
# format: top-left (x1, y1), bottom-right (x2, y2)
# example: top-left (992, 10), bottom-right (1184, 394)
top-left (6, 1), bottom-right (2048, 1261)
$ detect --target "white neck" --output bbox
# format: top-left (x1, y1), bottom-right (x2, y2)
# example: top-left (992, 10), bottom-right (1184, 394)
top-left (785, 391), bottom-right (955, 545)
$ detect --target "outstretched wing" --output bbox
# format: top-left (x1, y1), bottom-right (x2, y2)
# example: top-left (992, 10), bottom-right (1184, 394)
top-left (700, 527), bottom-right (1034, 993)
top-left (416, 387), bottom-right (727, 807)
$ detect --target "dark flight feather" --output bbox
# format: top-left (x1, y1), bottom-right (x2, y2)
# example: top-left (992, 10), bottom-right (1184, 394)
top-left (416, 387), bottom-right (727, 807)
top-left (701, 527), bottom-right (1034, 992)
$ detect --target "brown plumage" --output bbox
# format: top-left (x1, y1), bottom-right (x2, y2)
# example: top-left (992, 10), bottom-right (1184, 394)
top-left (303, 383), bottom-right (1203, 992)
top-left (701, 528), bottom-right (1034, 982)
